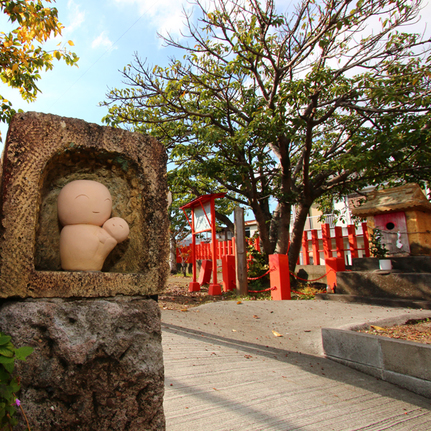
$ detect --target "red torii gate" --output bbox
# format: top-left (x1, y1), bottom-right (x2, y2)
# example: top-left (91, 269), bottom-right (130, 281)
top-left (180, 193), bottom-right (226, 295)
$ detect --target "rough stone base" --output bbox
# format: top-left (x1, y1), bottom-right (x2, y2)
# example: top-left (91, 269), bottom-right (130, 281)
top-left (0, 296), bottom-right (165, 430)
top-left (337, 271), bottom-right (431, 300)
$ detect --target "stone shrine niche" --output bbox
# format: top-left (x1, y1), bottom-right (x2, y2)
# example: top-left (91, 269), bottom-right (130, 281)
top-left (35, 148), bottom-right (144, 273)
top-left (0, 112), bottom-right (169, 298)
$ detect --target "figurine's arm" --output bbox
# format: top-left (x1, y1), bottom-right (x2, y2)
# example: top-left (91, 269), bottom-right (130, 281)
top-left (96, 228), bottom-right (118, 259)
top-left (97, 228), bottom-right (115, 244)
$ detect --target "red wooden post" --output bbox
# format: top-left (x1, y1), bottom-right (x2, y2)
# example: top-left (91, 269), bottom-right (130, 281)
top-left (334, 226), bottom-right (345, 262)
top-left (321, 223), bottom-right (332, 260)
top-left (209, 196), bottom-right (221, 295)
top-left (222, 255), bottom-right (236, 292)
top-left (311, 229), bottom-right (320, 265)
top-left (347, 225), bottom-right (359, 259)
top-left (269, 254), bottom-right (291, 300)
top-left (222, 241), bottom-right (227, 258)
top-left (232, 237), bottom-right (236, 257)
top-left (198, 259), bottom-right (212, 286)
top-left (325, 257), bottom-right (345, 293)
top-left (301, 232), bottom-right (310, 265)
top-left (362, 222), bottom-right (370, 257)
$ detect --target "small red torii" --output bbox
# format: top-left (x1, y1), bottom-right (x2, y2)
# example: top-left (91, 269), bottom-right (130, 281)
top-left (180, 193), bottom-right (226, 295)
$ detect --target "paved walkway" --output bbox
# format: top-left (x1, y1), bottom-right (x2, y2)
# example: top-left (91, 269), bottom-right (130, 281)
top-left (162, 301), bottom-right (431, 430)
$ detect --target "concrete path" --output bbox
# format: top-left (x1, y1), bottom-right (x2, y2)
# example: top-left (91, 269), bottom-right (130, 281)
top-left (162, 301), bottom-right (431, 430)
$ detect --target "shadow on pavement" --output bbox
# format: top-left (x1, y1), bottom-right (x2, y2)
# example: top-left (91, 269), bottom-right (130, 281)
top-left (162, 322), bottom-right (431, 411)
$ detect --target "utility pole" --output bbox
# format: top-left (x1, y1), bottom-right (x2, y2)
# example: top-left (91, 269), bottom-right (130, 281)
top-left (234, 207), bottom-right (248, 295)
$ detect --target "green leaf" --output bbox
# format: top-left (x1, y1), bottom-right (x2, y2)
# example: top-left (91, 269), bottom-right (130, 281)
top-left (0, 336), bottom-right (11, 346)
top-left (14, 346), bottom-right (34, 360)
top-left (2, 362), bottom-right (14, 374)
top-left (0, 347), bottom-right (13, 358)
top-left (0, 356), bottom-right (14, 364)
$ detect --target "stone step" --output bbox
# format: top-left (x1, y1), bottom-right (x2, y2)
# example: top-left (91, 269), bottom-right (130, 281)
top-left (352, 256), bottom-right (431, 272)
top-left (315, 293), bottom-right (431, 309)
top-left (336, 271), bottom-right (431, 301)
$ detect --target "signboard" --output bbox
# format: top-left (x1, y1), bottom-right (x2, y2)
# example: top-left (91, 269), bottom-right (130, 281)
top-left (194, 202), bottom-right (211, 233)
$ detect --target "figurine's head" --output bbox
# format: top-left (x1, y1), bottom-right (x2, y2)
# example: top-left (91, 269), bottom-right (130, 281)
top-left (58, 180), bottom-right (112, 226)
top-left (103, 217), bottom-right (130, 243)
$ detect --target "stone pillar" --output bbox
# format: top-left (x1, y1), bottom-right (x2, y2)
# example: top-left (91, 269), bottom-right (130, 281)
top-left (0, 112), bottom-right (169, 429)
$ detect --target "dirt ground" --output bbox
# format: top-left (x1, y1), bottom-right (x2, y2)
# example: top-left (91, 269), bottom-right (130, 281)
top-left (158, 274), bottom-right (225, 311)
top-left (160, 274), bottom-right (431, 345)
top-left (357, 319), bottom-right (431, 344)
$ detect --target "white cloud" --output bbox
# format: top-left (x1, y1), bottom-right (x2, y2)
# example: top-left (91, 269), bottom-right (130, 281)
top-left (113, 0), bottom-right (193, 39)
top-left (65, 0), bottom-right (86, 35)
top-left (92, 31), bottom-right (117, 51)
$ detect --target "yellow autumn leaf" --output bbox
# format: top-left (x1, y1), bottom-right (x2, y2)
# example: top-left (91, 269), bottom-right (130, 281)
top-left (68, 40), bottom-right (74, 46)
top-left (272, 330), bottom-right (283, 337)
top-left (370, 325), bottom-right (387, 331)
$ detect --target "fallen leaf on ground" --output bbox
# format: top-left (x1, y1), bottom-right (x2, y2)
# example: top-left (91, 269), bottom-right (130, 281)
top-left (272, 330), bottom-right (283, 337)
top-left (237, 301), bottom-right (242, 305)
top-left (370, 325), bottom-right (386, 331)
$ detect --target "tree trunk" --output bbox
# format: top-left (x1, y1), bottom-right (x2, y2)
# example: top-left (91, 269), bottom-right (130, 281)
top-left (215, 211), bottom-right (234, 234)
top-left (169, 233), bottom-right (177, 274)
top-left (288, 201), bottom-right (312, 273)
top-left (270, 134), bottom-right (293, 255)
top-left (270, 201), bottom-right (291, 255)
top-left (250, 200), bottom-right (274, 255)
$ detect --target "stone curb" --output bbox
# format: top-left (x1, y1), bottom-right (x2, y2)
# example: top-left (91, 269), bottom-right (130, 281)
top-left (322, 314), bottom-right (431, 399)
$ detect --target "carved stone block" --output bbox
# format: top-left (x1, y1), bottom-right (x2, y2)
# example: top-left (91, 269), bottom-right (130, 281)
top-left (0, 112), bottom-right (168, 298)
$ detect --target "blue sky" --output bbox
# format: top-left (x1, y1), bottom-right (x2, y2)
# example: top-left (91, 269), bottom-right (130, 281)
top-left (1, 0), bottom-right (430, 155)
top-left (0, 0), bottom-right (200, 149)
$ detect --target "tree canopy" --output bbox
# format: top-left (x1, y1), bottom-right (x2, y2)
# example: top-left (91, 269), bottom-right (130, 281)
top-left (103, 0), bottom-right (431, 271)
top-left (0, 0), bottom-right (78, 128)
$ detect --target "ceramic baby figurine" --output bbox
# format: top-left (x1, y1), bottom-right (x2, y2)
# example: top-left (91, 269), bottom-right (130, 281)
top-left (57, 180), bottom-right (129, 271)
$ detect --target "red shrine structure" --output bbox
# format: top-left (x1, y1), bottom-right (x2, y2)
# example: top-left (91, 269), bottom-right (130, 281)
top-left (180, 193), bottom-right (226, 295)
